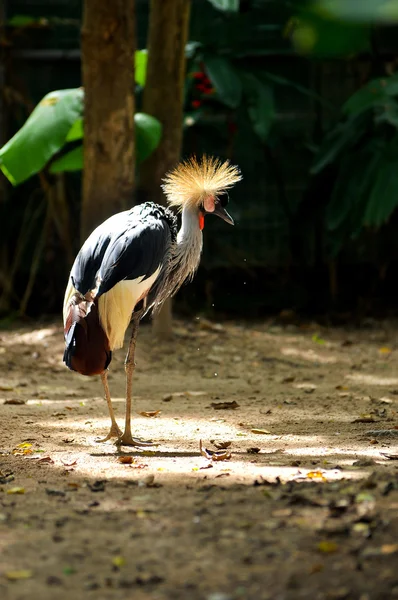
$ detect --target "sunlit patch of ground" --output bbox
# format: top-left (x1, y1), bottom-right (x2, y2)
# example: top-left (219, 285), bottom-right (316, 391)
top-left (1, 318), bottom-right (398, 599)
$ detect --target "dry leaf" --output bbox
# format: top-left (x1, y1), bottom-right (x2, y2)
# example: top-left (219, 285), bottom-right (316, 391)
top-left (61, 459), bottom-right (77, 467)
top-left (317, 541), bottom-right (338, 553)
top-left (5, 570), bottom-right (33, 580)
top-left (112, 556), bottom-right (126, 568)
top-left (381, 544), bottom-right (398, 554)
top-left (210, 440), bottom-right (232, 450)
top-left (251, 428), bottom-right (271, 435)
top-left (118, 456), bottom-right (134, 464)
top-left (139, 410), bottom-right (161, 418)
top-left (199, 440), bottom-right (231, 461)
top-left (12, 443), bottom-right (34, 456)
top-left (379, 347), bottom-right (392, 355)
top-left (4, 399), bottom-right (26, 405)
top-left (307, 471), bottom-right (327, 482)
top-left (247, 447), bottom-right (261, 454)
top-left (353, 415), bottom-right (376, 424)
top-left (380, 452), bottom-right (398, 460)
top-left (210, 401), bottom-right (239, 410)
top-left (37, 456), bottom-right (54, 464)
top-left (6, 487), bottom-right (25, 495)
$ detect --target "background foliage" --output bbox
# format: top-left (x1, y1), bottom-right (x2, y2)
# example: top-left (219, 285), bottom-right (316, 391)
top-left (2, 0), bottom-right (398, 318)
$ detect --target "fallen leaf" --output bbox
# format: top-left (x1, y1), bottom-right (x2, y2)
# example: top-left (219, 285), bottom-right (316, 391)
top-left (247, 447), bottom-right (261, 454)
top-left (45, 489), bottom-right (65, 497)
top-left (352, 415), bottom-right (376, 424)
top-left (317, 541), bottom-right (338, 553)
top-left (0, 472), bottom-right (14, 484)
top-left (251, 428), bottom-right (271, 435)
top-left (312, 334), bottom-right (326, 345)
top-left (199, 440), bottom-right (231, 461)
top-left (61, 459), bottom-right (77, 467)
top-left (118, 456), bottom-right (134, 464)
top-left (210, 401), bottom-right (239, 410)
top-left (379, 347), bottom-right (392, 355)
top-left (307, 471), bottom-right (327, 482)
top-left (12, 442), bottom-right (33, 456)
top-left (37, 456), bottom-right (54, 464)
top-left (6, 487), bottom-right (25, 495)
top-left (381, 452), bottom-right (398, 460)
top-left (112, 556), bottom-right (126, 568)
top-left (381, 544), bottom-right (398, 554)
top-left (5, 570), bottom-right (33, 580)
top-left (4, 399), bottom-right (26, 405)
top-left (139, 410), bottom-right (161, 418)
top-left (210, 440), bottom-right (232, 450)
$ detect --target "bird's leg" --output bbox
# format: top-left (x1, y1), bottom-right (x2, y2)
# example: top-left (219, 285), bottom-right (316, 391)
top-left (118, 310), bottom-right (153, 447)
top-left (96, 371), bottom-right (122, 442)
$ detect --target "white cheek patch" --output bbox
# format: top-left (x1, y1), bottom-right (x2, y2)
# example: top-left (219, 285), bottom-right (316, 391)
top-left (204, 195), bottom-right (215, 212)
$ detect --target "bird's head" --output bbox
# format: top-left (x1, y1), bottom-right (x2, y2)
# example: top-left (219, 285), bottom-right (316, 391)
top-left (161, 155), bottom-right (241, 231)
top-left (198, 193), bottom-right (234, 230)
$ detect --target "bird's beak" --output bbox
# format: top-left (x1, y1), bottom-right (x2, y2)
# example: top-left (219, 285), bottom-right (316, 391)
top-left (213, 203), bottom-right (234, 225)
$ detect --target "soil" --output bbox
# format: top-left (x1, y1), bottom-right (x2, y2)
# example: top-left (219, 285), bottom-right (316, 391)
top-left (1, 316), bottom-right (398, 600)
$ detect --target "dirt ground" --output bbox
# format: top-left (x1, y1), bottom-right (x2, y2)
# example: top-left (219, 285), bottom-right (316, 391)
top-left (1, 316), bottom-right (398, 600)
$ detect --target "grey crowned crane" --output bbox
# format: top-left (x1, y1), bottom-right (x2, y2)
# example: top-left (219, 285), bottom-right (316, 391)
top-left (63, 155), bottom-right (241, 446)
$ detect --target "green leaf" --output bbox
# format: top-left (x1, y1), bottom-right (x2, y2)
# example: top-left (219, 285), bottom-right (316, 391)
top-left (363, 136), bottom-right (398, 227)
top-left (311, 114), bottom-right (369, 175)
top-left (207, 0), bottom-right (239, 12)
top-left (241, 73), bottom-right (274, 142)
top-left (135, 113), bottom-right (162, 163)
top-left (203, 56), bottom-right (242, 109)
top-left (319, 0), bottom-right (398, 23)
top-left (49, 146), bottom-right (83, 173)
top-left (0, 88), bottom-right (83, 185)
top-left (66, 118), bottom-right (83, 142)
top-left (326, 141), bottom-right (384, 232)
top-left (50, 112), bottom-right (162, 173)
top-left (7, 15), bottom-right (43, 27)
top-left (135, 50), bottom-right (148, 87)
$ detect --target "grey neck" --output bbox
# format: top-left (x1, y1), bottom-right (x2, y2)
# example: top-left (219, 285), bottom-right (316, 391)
top-left (152, 205), bottom-right (204, 311)
top-left (174, 205), bottom-right (203, 276)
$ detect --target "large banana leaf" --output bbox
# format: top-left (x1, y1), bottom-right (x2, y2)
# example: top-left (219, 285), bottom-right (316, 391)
top-left (0, 88), bottom-right (83, 185)
top-left (0, 86), bottom-right (162, 184)
top-left (49, 113), bottom-right (162, 174)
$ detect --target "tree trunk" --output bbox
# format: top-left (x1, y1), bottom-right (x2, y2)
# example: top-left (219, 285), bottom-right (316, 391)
top-left (81, 0), bottom-right (136, 242)
top-left (139, 0), bottom-right (191, 339)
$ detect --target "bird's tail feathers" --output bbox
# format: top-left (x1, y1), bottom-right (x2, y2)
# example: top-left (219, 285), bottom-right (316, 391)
top-left (161, 155), bottom-right (241, 211)
top-left (63, 289), bottom-right (112, 376)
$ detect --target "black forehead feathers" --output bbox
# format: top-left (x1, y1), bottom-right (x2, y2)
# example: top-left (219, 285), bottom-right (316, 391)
top-left (219, 192), bottom-right (229, 207)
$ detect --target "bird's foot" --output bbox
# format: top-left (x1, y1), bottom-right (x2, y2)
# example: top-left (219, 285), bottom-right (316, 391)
top-left (116, 432), bottom-right (154, 447)
top-left (96, 423), bottom-right (123, 443)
